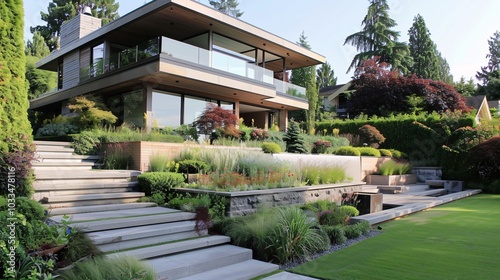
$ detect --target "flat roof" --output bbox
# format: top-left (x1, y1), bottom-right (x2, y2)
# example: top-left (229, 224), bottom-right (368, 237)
top-left (37, 0), bottom-right (325, 71)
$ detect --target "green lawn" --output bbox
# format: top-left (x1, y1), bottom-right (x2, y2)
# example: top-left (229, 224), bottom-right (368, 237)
top-left (291, 194), bottom-right (500, 280)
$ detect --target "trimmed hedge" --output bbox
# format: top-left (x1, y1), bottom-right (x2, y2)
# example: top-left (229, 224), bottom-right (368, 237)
top-left (261, 142), bottom-right (282, 154)
top-left (137, 172), bottom-right (185, 196)
top-left (331, 146), bottom-right (361, 156)
top-left (357, 147), bottom-right (381, 157)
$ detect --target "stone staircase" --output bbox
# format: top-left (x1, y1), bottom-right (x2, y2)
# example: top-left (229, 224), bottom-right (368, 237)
top-left (32, 141), bottom-right (284, 280)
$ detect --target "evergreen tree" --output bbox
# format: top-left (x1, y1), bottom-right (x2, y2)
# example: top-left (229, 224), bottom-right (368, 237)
top-left (316, 61), bottom-right (337, 90)
top-left (291, 31), bottom-right (313, 87)
top-left (31, 0), bottom-right (119, 51)
top-left (344, 0), bottom-right (412, 74)
top-left (209, 0), bottom-right (243, 18)
top-left (476, 31), bottom-right (500, 100)
top-left (408, 14), bottom-right (440, 80)
top-left (306, 66), bottom-right (318, 134)
top-left (436, 51), bottom-right (454, 84)
top-left (283, 121), bottom-right (308, 154)
top-left (454, 77), bottom-right (476, 97)
top-left (25, 32), bottom-right (57, 99)
top-left (0, 0), bottom-right (32, 152)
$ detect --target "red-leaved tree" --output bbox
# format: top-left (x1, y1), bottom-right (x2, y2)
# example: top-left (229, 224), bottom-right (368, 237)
top-left (348, 57), bottom-right (468, 117)
top-left (193, 103), bottom-right (239, 135)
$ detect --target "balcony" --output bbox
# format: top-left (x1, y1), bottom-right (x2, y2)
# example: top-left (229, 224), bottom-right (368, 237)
top-left (79, 36), bottom-right (305, 98)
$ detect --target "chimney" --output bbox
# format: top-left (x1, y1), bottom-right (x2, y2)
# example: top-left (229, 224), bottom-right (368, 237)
top-left (59, 6), bottom-right (101, 48)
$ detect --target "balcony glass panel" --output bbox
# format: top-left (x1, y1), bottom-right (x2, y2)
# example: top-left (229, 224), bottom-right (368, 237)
top-left (274, 79), bottom-right (306, 98)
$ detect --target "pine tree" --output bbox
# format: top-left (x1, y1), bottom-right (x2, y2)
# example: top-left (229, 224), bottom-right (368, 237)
top-left (0, 0), bottom-right (32, 152)
top-left (408, 14), bottom-right (440, 80)
top-left (283, 122), bottom-right (308, 154)
top-left (209, 0), bottom-right (243, 18)
top-left (344, 0), bottom-right (412, 74)
top-left (476, 31), bottom-right (500, 85)
top-left (291, 32), bottom-right (313, 87)
top-left (316, 61), bottom-right (337, 90)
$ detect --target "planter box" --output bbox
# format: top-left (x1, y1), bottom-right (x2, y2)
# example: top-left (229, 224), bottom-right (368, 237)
top-left (366, 174), bottom-right (417, 186)
top-left (412, 167), bottom-right (442, 183)
top-left (175, 182), bottom-right (365, 217)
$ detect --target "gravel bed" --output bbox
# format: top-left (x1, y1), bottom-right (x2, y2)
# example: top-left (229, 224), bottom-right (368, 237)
top-left (280, 230), bottom-right (382, 270)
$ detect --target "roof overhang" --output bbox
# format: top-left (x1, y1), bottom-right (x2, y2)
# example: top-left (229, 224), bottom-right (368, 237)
top-left (37, 0), bottom-right (325, 72)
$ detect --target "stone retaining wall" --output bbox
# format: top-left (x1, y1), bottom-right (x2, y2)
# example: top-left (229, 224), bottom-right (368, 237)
top-left (176, 183), bottom-right (364, 217)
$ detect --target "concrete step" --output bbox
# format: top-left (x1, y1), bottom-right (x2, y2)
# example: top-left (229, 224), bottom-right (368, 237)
top-left (42, 193), bottom-right (145, 208)
top-left (34, 153), bottom-right (100, 161)
top-left (42, 192), bottom-right (145, 203)
top-left (34, 181), bottom-right (138, 192)
top-left (261, 272), bottom-right (319, 280)
top-left (108, 235), bottom-right (230, 260)
top-left (35, 145), bottom-right (75, 153)
top-left (34, 169), bottom-right (140, 180)
top-left (73, 211), bottom-right (196, 232)
top-left (177, 259), bottom-right (279, 280)
top-left (94, 221), bottom-right (203, 255)
top-left (405, 184), bottom-right (431, 193)
top-left (33, 187), bottom-right (137, 202)
top-left (148, 245), bottom-right (254, 280)
top-left (46, 202), bottom-right (157, 216)
top-left (32, 162), bottom-right (96, 171)
top-left (34, 140), bottom-right (73, 147)
top-left (51, 207), bottom-right (180, 223)
top-left (34, 177), bottom-right (132, 187)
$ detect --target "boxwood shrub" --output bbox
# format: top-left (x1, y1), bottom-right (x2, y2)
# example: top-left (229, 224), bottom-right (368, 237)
top-left (331, 146), bottom-right (361, 156)
top-left (137, 172), bottom-right (185, 196)
top-left (379, 149), bottom-right (392, 157)
top-left (261, 142), bottom-right (282, 154)
top-left (357, 147), bottom-right (381, 157)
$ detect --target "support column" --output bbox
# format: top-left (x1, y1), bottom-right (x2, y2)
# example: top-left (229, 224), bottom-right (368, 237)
top-left (279, 109), bottom-right (288, 132)
top-left (144, 83), bottom-right (153, 132)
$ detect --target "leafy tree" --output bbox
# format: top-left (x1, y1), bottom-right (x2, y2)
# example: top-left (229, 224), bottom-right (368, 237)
top-left (344, 0), bottom-right (412, 74)
top-left (67, 95), bottom-right (118, 129)
top-left (454, 77), bottom-right (476, 97)
top-left (209, 0), bottom-right (243, 18)
top-left (436, 51), bottom-right (453, 84)
top-left (316, 61), bottom-right (337, 90)
top-left (306, 66), bottom-right (318, 134)
top-left (0, 0), bottom-right (32, 152)
top-left (347, 57), bottom-right (468, 117)
top-left (31, 0), bottom-right (119, 51)
top-left (476, 31), bottom-right (500, 100)
top-left (283, 121), bottom-right (308, 154)
top-left (408, 14), bottom-right (440, 80)
top-left (25, 32), bottom-right (57, 99)
top-left (192, 103), bottom-right (238, 135)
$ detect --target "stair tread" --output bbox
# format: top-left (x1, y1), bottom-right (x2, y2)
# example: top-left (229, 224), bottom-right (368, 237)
top-left (90, 220), bottom-right (195, 244)
top-left (32, 162), bottom-right (96, 166)
top-left (74, 211), bottom-right (196, 232)
top-left (46, 202), bottom-right (156, 215)
top-left (177, 259), bottom-right (279, 280)
top-left (148, 245), bottom-right (253, 277)
top-left (35, 181), bottom-right (138, 191)
top-left (34, 141), bottom-right (73, 146)
top-left (51, 207), bottom-right (179, 223)
top-left (43, 192), bottom-right (145, 202)
top-left (107, 235), bottom-right (230, 260)
top-left (35, 169), bottom-right (140, 180)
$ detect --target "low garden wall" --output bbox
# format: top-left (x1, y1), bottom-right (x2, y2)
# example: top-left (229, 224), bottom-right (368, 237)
top-left (176, 182), bottom-right (365, 216)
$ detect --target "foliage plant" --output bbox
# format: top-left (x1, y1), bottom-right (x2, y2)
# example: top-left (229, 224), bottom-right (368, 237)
top-left (322, 225), bottom-right (347, 245)
top-left (357, 147), bottom-right (381, 157)
top-left (283, 121), bottom-right (308, 154)
top-left (358, 124), bottom-right (386, 148)
top-left (0, 147), bottom-right (35, 197)
top-left (193, 103), bottom-right (239, 137)
top-left (312, 139), bottom-right (332, 154)
top-left (102, 142), bottom-right (132, 169)
top-left (177, 159), bottom-right (211, 174)
top-left (331, 146), bottom-right (361, 156)
top-left (167, 193), bottom-right (227, 220)
top-left (67, 95), bottom-right (118, 129)
top-left (300, 165), bottom-right (347, 185)
top-left (58, 256), bottom-right (156, 280)
top-left (379, 149), bottom-right (393, 157)
top-left (36, 123), bottom-right (79, 138)
top-left (466, 136), bottom-right (500, 185)
top-left (149, 154), bottom-right (170, 172)
top-left (261, 142), bottom-right (282, 154)
top-left (378, 160), bottom-right (411, 175)
top-left (137, 172), bottom-right (185, 197)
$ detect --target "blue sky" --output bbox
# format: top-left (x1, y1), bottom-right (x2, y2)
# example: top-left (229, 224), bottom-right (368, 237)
top-left (24, 0), bottom-right (500, 84)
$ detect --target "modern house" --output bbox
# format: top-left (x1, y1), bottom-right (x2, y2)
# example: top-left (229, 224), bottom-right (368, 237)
top-left (29, 0), bottom-right (325, 131)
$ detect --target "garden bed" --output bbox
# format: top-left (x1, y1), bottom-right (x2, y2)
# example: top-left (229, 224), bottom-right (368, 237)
top-left (175, 182), bottom-right (365, 216)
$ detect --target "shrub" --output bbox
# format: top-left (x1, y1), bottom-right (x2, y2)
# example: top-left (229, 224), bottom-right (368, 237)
top-left (302, 200), bottom-right (337, 213)
top-left (344, 224), bottom-right (363, 239)
top-left (175, 124), bottom-right (199, 141)
top-left (301, 165), bottom-right (347, 185)
top-left (387, 149), bottom-right (407, 159)
top-left (67, 95), bottom-right (118, 129)
top-left (10, 197), bottom-right (47, 222)
top-left (312, 139), bottom-right (332, 154)
top-left (323, 225), bottom-right (347, 245)
top-left (36, 123), bottom-right (79, 138)
top-left (177, 159), bottom-right (211, 173)
top-left (137, 172), bottom-right (185, 196)
top-left (378, 160), bottom-right (411, 175)
top-left (358, 124), bottom-right (386, 148)
top-left (102, 142), bottom-right (132, 170)
top-left (358, 147), bottom-right (381, 157)
top-left (466, 136), bottom-right (500, 183)
top-left (379, 149), bottom-right (393, 157)
top-left (283, 121), bottom-right (308, 154)
top-left (149, 154), bottom-right (170, 172)
top-left (318, 210), bottom-right (349, 226)
top-left (250, 128), bottom-right (269, 140)
top-left (62, 230), bottom-right (102, 264)
top-left (261, 142), bottom-right (282, 154)
top-left (0, 147), bottom-right (35, 197)
top-left (193, 104), bottom-right (238, 136)
top-left (332, 146), bottom-right (361, 156)
top-left (58, 256), bottom-right (156, 280)
top-left (72, 130), bottom-right (101, 155)
top-left (340, 205), bottom-right (359, 217)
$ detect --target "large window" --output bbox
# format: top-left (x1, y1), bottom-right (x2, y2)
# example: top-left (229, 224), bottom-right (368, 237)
top-left (152, 91), bottom-right (181, 127)
top-left (91, 43), bottom-right (104, 77)
top-left (184, 96), bottom-right (216, 125)
top-left (124, 91), bottom-right (144, 127)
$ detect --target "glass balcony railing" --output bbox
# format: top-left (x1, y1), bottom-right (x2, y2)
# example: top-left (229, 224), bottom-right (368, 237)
top-left (79, 36), bottom-right (306, 99)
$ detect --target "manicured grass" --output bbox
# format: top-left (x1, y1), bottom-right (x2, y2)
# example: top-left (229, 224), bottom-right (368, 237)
top-left (291, 194), bottom-right (500, 280)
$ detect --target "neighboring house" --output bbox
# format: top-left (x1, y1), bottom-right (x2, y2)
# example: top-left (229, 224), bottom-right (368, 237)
top-left (488, 100), bottom-right (500, 115)
top-left (318, 82), bottom-right (351, 118)
top-left (466, 95), bottom-right (492, 124)
top-left (30, 0), bottom-right (325, 131)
